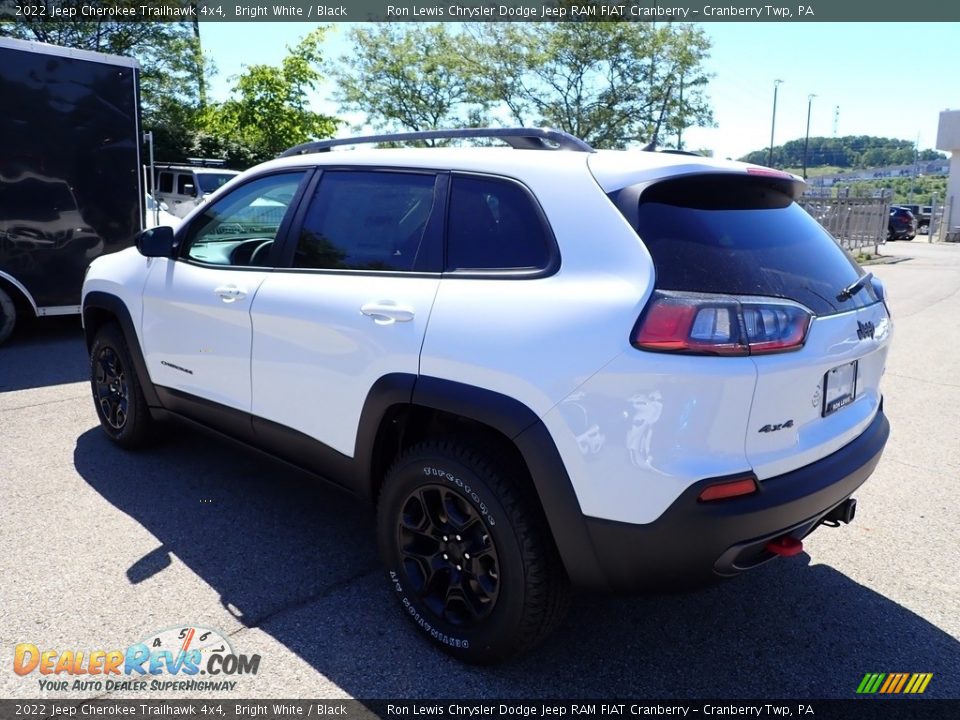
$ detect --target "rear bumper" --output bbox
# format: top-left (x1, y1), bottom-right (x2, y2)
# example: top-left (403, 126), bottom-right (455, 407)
top-left (581, 406), bottom-right (889, 591)
top-left (889, 226), bottom-right (916, 239)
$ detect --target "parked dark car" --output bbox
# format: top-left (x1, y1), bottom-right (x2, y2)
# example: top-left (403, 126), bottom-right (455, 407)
top-left (900, 203), bottom-right (931, 233)
top-left (888, 206), bottom-right (917, 241)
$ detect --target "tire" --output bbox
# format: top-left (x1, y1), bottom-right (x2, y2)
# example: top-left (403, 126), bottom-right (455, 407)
top-left (0, 286), bottom-right (16, 345)
top-left (89, 322), bottom-right (154, 449)
top-left (377, 438), bottom-right (570, 664)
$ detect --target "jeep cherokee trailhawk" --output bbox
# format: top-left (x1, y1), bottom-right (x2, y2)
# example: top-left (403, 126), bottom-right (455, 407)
top-left (82, 128), bottom-right (891, 663)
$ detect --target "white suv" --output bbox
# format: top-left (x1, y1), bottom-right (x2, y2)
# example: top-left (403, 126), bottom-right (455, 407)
top-left (82, 128), bottom-right (891, 663)
top-left (154, 166), bottom-right (240, 218)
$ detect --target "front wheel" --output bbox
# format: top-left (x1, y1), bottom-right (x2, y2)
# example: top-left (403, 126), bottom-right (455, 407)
top-left (90, 322), bottom-right (154, 449)
top-left (377, 439), bottom-right (570, 664)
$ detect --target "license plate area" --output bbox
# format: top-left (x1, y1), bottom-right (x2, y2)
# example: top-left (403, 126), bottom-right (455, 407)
top-left (823, 360), bottom-right (858, 416)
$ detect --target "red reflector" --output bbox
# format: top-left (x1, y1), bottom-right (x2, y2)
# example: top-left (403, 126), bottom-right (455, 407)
top-left (766, 536), bottom-right (804, 557)
top-left (697, 476), bottom-right (758, 502)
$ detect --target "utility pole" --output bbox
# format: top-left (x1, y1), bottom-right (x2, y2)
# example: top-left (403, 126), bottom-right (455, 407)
top-left (190, 3), bottom-right (206, 108)
top-left (768, 79), bottom-right (784, 168)
top-left (802, 93), bottom-right (816, 179)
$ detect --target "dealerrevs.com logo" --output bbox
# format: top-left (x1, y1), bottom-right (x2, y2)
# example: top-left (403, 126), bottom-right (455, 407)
top-left (13, 626), bottom-right (260, 692)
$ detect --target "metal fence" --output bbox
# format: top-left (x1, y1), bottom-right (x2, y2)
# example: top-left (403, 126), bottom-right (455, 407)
top-left (799, 196), bottom-right (889, 253)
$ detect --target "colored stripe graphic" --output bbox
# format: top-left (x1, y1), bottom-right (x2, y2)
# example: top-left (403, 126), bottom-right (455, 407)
top-left (857, 672), bottom-right (932, 694)
top-left (856, 673), bottom-right (886, 694)
top-left (906, 673), bottom-right (933, 694)
top-left (880, 673), bottom-right (905, 693)
top-left (893, 673), bottom-right (909, 693)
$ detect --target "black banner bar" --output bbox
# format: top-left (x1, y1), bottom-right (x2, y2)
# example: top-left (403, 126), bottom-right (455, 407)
top-left (1, 700), bottom-right (959, 720)
top-left (2, 0), bottom-right (960, 22)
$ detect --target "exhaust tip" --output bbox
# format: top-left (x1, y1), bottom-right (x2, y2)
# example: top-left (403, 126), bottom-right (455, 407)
top-left (842, 498), bottom-right (857, 524)
top-left (823, 498), bottom-right (858, 526)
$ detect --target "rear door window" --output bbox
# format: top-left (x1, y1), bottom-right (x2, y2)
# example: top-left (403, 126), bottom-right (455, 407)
top-left (619, 175), bottom-right (878, 315)
top-left (294, 171), bottom-right (437, 272)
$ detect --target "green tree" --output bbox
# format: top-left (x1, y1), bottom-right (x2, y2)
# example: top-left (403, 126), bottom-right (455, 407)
top-left (332, 22), bottom-right (713, 150)
top-left (741, 136), bottom-right (946, 169)
top-left (461, 22), bottom-right (714, 149)
top-left (202, 28), bottom-right (339, 165)
top-left (329, 24), bottom-right (486, 139)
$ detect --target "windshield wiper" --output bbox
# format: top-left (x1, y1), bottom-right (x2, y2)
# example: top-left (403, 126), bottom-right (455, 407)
top-left (837, 272), bottom-right (873, 302)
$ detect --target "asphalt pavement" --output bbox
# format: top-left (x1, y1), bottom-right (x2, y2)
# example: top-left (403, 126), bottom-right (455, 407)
top-left (1, 240), bottom-right (958, 701)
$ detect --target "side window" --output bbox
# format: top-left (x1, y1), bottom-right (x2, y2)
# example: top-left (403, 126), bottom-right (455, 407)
top-left (446, 175), bottom-right (552, 271)
top-left (294, 171), bottom-right (436, 272)
top-left (157, 172), bottom-right (173, 193)
top-left (176, 173), bottom-right (194, 196)
top-left (180, 172), bottom-right (307, 267)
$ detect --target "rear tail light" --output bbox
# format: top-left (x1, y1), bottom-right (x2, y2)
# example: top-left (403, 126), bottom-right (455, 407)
top-left (632, 291), bottom-right (812, 356)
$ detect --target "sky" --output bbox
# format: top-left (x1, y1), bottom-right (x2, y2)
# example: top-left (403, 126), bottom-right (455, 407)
top-left (199, 22), bottom-right (960, 160)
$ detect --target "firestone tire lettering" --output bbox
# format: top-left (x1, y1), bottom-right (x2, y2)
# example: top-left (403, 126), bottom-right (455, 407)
top-left (422, 465), bottom-right (496, 526)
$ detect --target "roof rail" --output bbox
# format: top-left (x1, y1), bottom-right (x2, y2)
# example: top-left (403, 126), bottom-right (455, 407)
top-left (185, 157), bottom-right (228, 167)
top-left (280, 127), bottom-right (594, 157)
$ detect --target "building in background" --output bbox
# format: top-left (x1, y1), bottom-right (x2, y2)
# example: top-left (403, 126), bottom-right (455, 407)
top-left (936, 110), bottom-right (960, 233)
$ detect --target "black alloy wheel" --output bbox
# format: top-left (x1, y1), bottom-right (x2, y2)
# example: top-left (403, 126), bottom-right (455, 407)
top-left (377, 438), bottom-right (570, 664)
top-left (94, 346), bottom-right (129, 430)
top-left (397, 484), bottom-right (501, 627)
top-left (89, 322), bottom-right (153, 448)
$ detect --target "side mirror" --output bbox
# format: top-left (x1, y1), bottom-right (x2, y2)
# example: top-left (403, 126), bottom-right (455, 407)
top-left (136, 226), bottom-right (175, 258)
top-left (183, 183), bottom-right (196, 197)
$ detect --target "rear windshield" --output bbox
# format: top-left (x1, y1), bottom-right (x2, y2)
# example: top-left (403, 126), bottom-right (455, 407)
top-left (614, 175), bottom-right (878, 316)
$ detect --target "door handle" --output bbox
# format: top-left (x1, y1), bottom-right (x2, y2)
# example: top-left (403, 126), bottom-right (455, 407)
top-left (360, 301), bottom-right (415, 325)
top-left (214, 285), bottom-right (246, 303)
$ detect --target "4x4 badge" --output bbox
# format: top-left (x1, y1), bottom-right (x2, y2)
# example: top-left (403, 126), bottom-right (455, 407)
top-left (759, 420), bottom-right (794, 433)
top-left (857, 320), bottom-right (876, 340)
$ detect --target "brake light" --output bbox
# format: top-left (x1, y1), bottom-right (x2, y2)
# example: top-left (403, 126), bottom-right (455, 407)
top-left (746, 167), bottom-right (795, 180)
top-left (632, 291), bottom-right (812, 356)
top-left (698, 475), bottom-right (759, 502)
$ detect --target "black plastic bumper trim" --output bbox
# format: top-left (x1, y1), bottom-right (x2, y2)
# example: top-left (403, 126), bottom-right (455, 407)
top-left (581, 408), bottom-right (889, 592)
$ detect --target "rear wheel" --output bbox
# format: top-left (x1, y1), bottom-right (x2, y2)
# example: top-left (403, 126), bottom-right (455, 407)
top-left (90, 322), bottom-right (153, 449)
top-left (0, 286), bottom-right (16, 345)
top-left (377, 438), bottom-right (570, 664)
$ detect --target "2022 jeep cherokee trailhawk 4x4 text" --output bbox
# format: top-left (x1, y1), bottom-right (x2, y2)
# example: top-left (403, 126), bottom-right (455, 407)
top-left (82, 128), bottom-right (891, 663)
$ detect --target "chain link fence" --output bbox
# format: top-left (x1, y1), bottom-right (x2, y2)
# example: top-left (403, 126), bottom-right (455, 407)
top-left (799, 196), bottom-right (889, 253)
